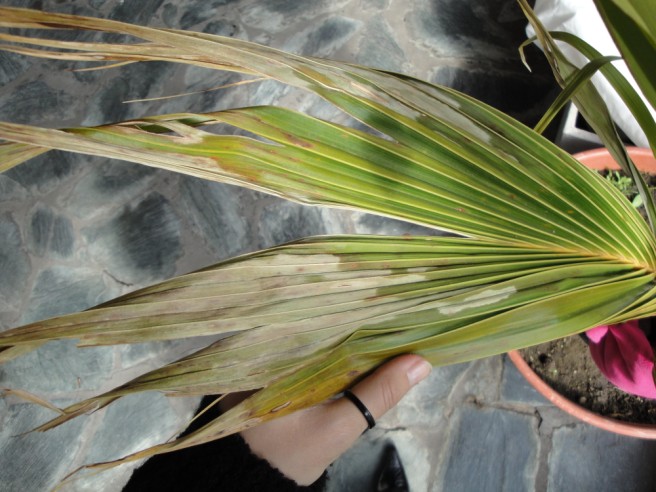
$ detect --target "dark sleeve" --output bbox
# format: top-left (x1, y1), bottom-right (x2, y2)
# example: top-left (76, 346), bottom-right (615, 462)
top-left (123, 397), bottom-right (327, 492)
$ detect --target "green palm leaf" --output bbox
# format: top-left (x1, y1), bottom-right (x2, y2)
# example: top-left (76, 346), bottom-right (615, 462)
top-left (593, 0), bottom-right (656, 112)
top-left (545, 31), bottom-right (656, 155)
top-left (519, 0), bottom-right (656, 231)
top-left (0, 4), bottom-right (654, 475)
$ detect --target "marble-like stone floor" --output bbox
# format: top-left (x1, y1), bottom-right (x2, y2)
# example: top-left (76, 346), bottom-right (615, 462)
top-left (1, 1), bottom-right (654, 491)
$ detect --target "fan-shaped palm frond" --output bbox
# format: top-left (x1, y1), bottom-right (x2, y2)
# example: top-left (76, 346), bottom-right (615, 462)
top-left (0, 2), bottom-right (654, 474)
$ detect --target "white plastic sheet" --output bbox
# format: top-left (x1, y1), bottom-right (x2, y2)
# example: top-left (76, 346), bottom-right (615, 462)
top-left (529, 0), bottom-right (655, 148)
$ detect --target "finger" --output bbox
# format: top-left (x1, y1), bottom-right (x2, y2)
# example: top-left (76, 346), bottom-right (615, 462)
top-left (342, 354), bottom-right (432, 429)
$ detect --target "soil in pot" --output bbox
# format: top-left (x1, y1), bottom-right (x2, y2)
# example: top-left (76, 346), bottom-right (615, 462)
top-left (520, 335), bottom-right (656, 425)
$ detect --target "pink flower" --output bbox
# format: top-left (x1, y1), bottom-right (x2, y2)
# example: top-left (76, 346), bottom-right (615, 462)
top-left (586, 320), bottom-right (656, 399)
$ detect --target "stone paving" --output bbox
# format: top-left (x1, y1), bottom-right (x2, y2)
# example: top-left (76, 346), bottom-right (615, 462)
top-left (0, 1), bottom-right (655, 491)
top-left (329, 357), bottom-right (656, 491)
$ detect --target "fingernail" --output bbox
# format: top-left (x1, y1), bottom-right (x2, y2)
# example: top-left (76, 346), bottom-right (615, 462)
top-left (407, 359), bottom-right (432, 386)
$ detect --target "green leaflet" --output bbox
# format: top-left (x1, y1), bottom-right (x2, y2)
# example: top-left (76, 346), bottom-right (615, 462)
top-left (593, 0), bottom-right (656, 112)
top-left (519, 0), bottom-right (656, 232)
top-left (532, 55), bottom-right (620, 135)
top-left (547, 31), bottom-right (656, 155)
top-left (0, 105), bottom-right (653, 264)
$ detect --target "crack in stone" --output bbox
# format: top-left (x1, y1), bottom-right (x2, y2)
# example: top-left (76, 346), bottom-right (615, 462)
top-left (535, 408), bottom-right (544, 431)
top-left (103, 270), bottom-right (134, 288)
top-left (378, 425), bottom-right (408, 432)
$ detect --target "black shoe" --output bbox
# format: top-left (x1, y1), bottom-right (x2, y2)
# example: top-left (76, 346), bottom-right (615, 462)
top-left (375, 442), bottom-right (409, 492)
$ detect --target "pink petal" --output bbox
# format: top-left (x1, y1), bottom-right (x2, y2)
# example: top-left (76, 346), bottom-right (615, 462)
top-left (586, 325), bottom-right (609, 343)
top-left (586, 320), bottom-right (656, 399)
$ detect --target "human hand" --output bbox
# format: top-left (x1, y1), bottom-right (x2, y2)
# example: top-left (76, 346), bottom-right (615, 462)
top-left (234, 354), bottom-right (432, 485)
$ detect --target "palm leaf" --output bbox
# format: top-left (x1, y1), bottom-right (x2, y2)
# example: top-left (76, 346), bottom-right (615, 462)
top-left (0, 5), bottom-right (655, 475)
top-left (532, 55), bottom-right (620, 135)
top-left (20, 237), bottom-right (655, 474)
top-left (593, 0), bottom-right (656, 112)
top-left (546, 31), bottom-right (656, 155)
top-left (1, 104), bottom-right (651, 257)
top-left (519, 0), bottom-right (656, 231)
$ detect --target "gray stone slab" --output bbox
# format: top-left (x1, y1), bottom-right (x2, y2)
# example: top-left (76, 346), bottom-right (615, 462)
top-left (356, 16), bottom-right (406, 71)
top-left (179, 178), bottom-right (252, 259)
top-left (353, 212), bottom-right (444, 236)
top-left (408, 0), bottom-right (530, 60)
top-left (0, 174), bottom-right (28, 203)
top-left (0, 80), bottom-right (76, 125)
top-left (0, 400), bottom-right (86, 492)
top-left (256, 198), bottom-right (326, 249)
top-left (121, 340), bottom-right (178, 369)
top-left (0, 215), bottom-right (31, 315)
top-left (84, 392), bottom-right (183, 464)
top-left (241, 0), bottom-right (348, 33)
top-left (62, 160), bottom-right (158, 221)
top-left (501, 354), bottom-right (549, 406)
top-left (0, 340), bottom-right (114, 394)
top-left (84, 192), bottom-right (182, 284)
top-left (90, 161), bottom-right (157, 195)
top-left (437, 405), bottom-right (539, 492)
top-left (327, 427), bottom-right (440, 492)
top-left (177, 1), bottom-right (241, 30)
top-left (19, 266), bottom-right (110, 324)
top-left (0, 51), bottom-right (29, 86)
top-left (548, 425), bottom-right (656, 492)
top-left (449, 356), bottom-right (504, 406)
top-left (286, 16), bottom-right (361, 58)
top-left (81, 63), bottom-right (176, 126)
top-left (107, 0), bottom-right (166, 25)
top-left (28, 205), bottom-right (75, 257)
top-left (4, 152), bottom-right (82, 193)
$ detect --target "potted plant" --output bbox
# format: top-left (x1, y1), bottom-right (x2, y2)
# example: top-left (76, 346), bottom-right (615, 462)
top-left (508, 145), bottom-right (656, 437)
top-left (507, 1), bottom-right (656, 436)
top-left (508, 147), bottom-right (656, 437)
top-left (0, 0), bottom-right (654, 479)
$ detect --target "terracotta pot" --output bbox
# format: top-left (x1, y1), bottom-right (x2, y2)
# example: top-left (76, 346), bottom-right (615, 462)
top-left (508, 146), bottom-right (656, 439)
top-left (574, 146), bottom-right (656, 172)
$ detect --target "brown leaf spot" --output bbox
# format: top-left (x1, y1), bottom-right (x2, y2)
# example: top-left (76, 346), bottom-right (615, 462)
top-left (283, 132), bottom-right (313, 149)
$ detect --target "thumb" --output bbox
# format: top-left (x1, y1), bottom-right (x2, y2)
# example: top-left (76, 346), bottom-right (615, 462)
top-left (346, 354), bottom-right (432, 424)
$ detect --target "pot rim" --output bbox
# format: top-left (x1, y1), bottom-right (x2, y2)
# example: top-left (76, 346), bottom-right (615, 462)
top-left (574, 146), bottom-right (656, 171)
top-left (507, 350), bottom-right (656, 439)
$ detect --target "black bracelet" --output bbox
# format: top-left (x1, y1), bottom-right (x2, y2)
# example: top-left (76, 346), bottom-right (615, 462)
top-left (343, 389), bottom-right (376, 430)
